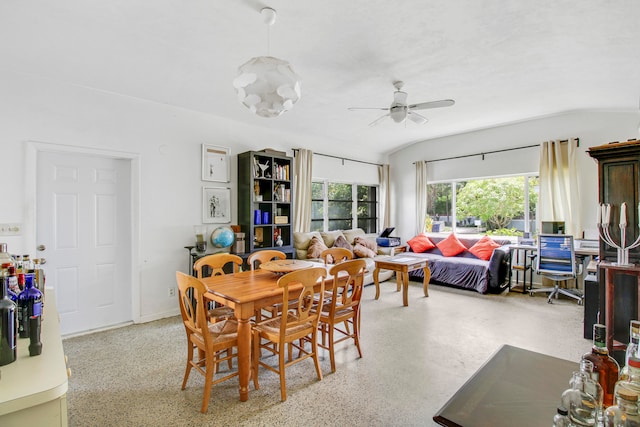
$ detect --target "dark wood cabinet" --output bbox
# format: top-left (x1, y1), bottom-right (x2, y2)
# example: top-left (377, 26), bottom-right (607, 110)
top-left (588, 139), bottom-right (640, 264)
top-left (588, 139), bottom-right (640, 364)
top-left (237, 150), bottom-right (295, 257)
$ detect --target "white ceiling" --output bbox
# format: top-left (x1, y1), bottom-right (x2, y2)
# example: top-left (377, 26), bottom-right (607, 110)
top-left (2, 1), bottom-right (640, 162)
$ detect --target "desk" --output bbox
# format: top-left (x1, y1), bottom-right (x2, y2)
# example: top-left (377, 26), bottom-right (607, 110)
top-left (201, 265), bottom-right (333, 401)
top-left (508, 245), bottom-right (598, 293)
top-left (433, 345), bottom-right (577, 427)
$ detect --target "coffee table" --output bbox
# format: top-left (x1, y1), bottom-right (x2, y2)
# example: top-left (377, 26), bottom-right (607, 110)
top-left (433, 344), bottom-right (577, 426)
top-left (373, 255), bottom-right (430, 306)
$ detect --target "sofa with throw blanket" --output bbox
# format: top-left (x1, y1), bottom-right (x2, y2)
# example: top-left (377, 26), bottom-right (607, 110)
top-left (403, 233), bottom-right (512, 294)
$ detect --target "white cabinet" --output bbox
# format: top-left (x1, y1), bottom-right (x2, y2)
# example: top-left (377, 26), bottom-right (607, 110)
top-left (0, 292), bottom-right (69, 426)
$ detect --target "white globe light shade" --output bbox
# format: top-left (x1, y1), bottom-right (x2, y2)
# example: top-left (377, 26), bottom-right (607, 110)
top-left (233, 56), bottom-right (301, 118)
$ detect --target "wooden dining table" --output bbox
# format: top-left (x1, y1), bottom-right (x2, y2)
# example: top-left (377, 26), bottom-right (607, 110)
top-left (201, 263), bottom-right (334, 402)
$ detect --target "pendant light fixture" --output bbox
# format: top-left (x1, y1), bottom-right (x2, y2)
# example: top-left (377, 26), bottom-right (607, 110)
top-left (233, 7), bottom-right (301, 118)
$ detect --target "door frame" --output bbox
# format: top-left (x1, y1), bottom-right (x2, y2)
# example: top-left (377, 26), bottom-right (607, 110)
top-left (25, 141), bottom-right (141, 325)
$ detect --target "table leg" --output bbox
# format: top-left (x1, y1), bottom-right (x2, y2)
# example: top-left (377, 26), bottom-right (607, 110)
top-left (402, 271), bottom-right (409, 306)
top-left (374, 267), bottom-right (381, 300)
top-left (236, 316), bottom-right (251, 402)
top-left (396, 272), bottom-right (402, 292)
top-left (422, 266), bottom-right (430, 297)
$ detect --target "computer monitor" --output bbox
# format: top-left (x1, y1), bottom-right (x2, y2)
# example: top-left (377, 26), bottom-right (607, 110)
top-left (541, 221), bottom-right (565, 234)
top-left (537, 234), bottom-right (575, 275)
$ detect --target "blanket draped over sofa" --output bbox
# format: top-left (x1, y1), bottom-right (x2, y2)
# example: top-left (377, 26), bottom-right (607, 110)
top-left (404, 236), bottom-right (512, 294)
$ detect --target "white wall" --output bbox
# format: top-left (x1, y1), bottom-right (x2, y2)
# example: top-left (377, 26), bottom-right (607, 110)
top-left (389, 110), bottom-right (640, 243)
top-left (0, 71), bottom-right (375, 324)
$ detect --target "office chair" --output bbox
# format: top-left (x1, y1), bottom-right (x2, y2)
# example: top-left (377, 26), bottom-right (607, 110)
top-left (530, 234), bottom-right (583, 305)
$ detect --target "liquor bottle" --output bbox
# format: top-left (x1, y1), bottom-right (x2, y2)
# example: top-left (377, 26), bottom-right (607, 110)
top-left (604, 382), bottom-right (640, 427)
top-left (0, 270), bottom-right (17, 366)
top-left (17, 274), bottom-right (41, 339)
top-left (27, 280), bottom-right (42, 357)
top-left (620, 320), bottom-right (640, 383)
top-left (561, 371), bottom-right (598, 426)
top-left (7, 265), bottom-right (19, 295)
top-left (0, 243), bottom-right (13, 266)
top-left (22, 254), bottom-right (33, 272)
top-left (553, 406), bottom-right (570, 427)
top-left (579, 359), bottom-right (605, 423)
top-left (583, 323), bottom-right (621, 407)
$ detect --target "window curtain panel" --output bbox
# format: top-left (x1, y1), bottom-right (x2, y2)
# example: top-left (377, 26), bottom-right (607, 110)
top-left (293, 149), bottom-right (313, 232)
top-left (416, 161), bottom-right (428, 235)
top-left (539, 138), bottom-right (581, 237)
top-left (378, 164), bottom-right (391, 229)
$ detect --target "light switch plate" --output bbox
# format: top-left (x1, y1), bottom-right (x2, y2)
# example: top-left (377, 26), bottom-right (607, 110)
top-left (0, 223), bottom-right (22, 236)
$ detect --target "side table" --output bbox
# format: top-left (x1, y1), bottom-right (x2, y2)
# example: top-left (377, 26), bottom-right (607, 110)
top-left (373, 255), bottom-right (430, 306)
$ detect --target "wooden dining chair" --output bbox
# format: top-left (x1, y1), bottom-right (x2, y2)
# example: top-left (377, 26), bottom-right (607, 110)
top-left (193, 253), bottom-right (243, 321)
top-left (252, 267), bottom-right (327, 401)
top-left (247, 249), bottom-right (286, 270)
top-left (176, 271), bottom-right (253, 413)
top-left (320, 247), bottom-right (353, 265)
top-left (248, 250), bottom-right (286, 321)
top-left (318, 259), bottom-right (366, 373)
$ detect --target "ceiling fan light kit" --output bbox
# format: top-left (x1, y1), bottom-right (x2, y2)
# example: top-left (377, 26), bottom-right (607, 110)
top-left (233, 7), bottom-right (301, 118)
top-left (349, 80), bottom-right (455, 126)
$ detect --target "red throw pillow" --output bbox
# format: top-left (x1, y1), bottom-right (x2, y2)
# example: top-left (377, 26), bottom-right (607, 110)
top-left (407, 233), bottom-right (436, 253)
top-left (436, 234), bottom-right (467, 257)
top-left (468, 235), bottom-right (501, 260)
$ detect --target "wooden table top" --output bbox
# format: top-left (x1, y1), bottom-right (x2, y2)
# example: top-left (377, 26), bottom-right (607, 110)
top-left (201, 263), bottom-right (334, 305)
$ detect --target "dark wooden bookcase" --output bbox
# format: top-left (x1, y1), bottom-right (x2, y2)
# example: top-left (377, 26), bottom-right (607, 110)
top-left (237, 150), bottom-right (295, 258)
top-left (588, 139), bottom-right (640, 363)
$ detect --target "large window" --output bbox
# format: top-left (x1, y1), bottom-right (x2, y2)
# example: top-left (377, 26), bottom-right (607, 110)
top-left (311, 181), bottom-right (378, 233)
top-left (426, 175), bottom-right (538, 237)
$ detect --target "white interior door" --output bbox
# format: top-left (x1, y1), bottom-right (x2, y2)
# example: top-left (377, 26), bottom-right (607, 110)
top-left (37, 151), bottom-right (132, 335)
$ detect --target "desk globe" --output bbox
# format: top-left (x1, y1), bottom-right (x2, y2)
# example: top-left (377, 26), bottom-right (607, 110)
top-left (210, 226), bottom-right (235, 248)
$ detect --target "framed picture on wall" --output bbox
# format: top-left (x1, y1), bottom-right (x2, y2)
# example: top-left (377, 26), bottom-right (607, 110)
top-left (202, 187), bottom-right (231, 223)
top-left (202, 144), bottom-right (230, 182)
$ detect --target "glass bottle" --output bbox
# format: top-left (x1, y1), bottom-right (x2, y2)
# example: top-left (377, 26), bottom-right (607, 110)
top-left (553, 406), bottom-right (571, 427)
top-left (22, 254), bottom-right (33, 272)
top-left (581, 359), bottom-right (605, 423)
top-left (0, 243), bottom-right (13, 267)
top-left (584, 323), bottom-right (621, 407)
top-left (620, 320), bottom-right (640, 383)
top-left (604, 381), bottom-right (640, 427)
top-left (7, 264), bottom-right (19, 295)
top-left (562, 371), bottom-right (598, 426)
top-left (0, 269), bottom-right (17, 366)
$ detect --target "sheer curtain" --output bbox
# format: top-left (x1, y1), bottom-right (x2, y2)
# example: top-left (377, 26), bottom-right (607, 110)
top-left (539, 138), bottom-right (581, 236)
top-left (415, 161), bottom-right (427, 235)
top-left (378, 164), bottom-right (390, 229)
top-left (293, 149), bottom-right (313, 232)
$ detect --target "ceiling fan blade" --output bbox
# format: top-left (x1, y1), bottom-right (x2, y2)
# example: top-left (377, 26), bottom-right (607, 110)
top-left (348, 107), bottom-right (389, 111)
top-left (408, 99), bottom-right (455, 110)
top-left (368, 113), bottom-right (390, 127)
top-left (408, 111), bottom-right (429, 125)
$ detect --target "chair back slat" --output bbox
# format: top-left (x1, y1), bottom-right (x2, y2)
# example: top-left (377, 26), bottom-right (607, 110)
top-left (321, 247), bottom-right (353, 265)
top-left (248, 250), bottom-right (286, 270)
top-left (194, 253), bottom-right (243, 278)
top-left (277, 267), bottom-right (327, 334)
top-left (328, 259), bottom-right (366, 311)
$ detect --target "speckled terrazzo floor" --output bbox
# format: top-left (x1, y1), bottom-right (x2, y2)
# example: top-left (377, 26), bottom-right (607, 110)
top-left (62, 280), bottom-right (591, 427)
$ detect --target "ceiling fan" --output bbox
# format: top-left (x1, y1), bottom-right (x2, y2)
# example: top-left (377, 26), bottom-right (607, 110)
top-left (348, 81), bottom-right (455, 126)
